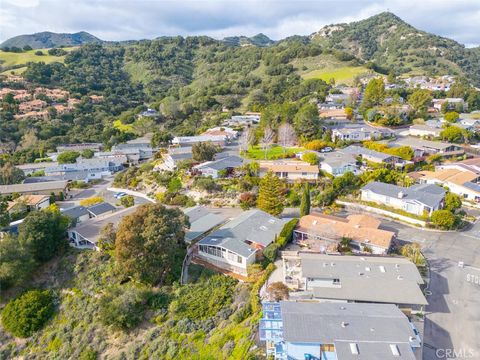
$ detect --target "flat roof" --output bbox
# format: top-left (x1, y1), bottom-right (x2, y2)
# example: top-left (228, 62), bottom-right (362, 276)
top-left (0, 180), bottom-right (68, 195)
top-left (298, 253), bottom-right (427, 305)
top-left (281, 301), bottom-right (417, 359)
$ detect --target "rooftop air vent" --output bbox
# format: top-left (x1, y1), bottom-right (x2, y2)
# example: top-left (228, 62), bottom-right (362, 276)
top-left (341, 322), bottom-right (349, 328)
top-left (398, 191), bottom-right (405, 199)
top-left (349, 343), bottom-right (359, 355)
top-left (379, 266), bottom-right (386, 273)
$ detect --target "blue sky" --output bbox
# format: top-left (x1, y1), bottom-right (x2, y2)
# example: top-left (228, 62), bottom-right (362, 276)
top-left (1, 0), bottom-right (479, 47)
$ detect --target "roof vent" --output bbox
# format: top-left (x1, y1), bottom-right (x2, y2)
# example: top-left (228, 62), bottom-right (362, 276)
top-left (349, 343), bottom-right (359, 355)
top-left (365, 267), bottom-right (371, 272)
top-left (390, 344), bottom-right (400, 356)
top-left (313, 220), bottom-right (318, 225)
top-left (379, 266), bottom-right (386, 273)
top-left (398, 191), bottom-right (405, 199)
top-left (354, 224), bottom-right (360, 228)
top-left (397, 275), bottom-right (404, 280)
top-left (395, 264), bottom-right (400, 268)
top-left (341, 322), bottom-right (349, 328)
top-left (358, 272), bottom-right (364, 276)
top-left (340, 306), bottom-right (346, 310)
top-left (260, 225), bottom-right (268, 231)
top-left (268, 219), bottom-right (275, 224)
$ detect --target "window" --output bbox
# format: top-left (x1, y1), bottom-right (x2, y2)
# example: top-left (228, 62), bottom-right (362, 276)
top-left (237, 256), bottom-right (243, 264)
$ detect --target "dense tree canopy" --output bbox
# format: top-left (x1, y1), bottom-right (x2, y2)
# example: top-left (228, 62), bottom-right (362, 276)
top-left (257, 171), bottom-right (285, 216)
top-left (115, 204), bottom-right (189, 285)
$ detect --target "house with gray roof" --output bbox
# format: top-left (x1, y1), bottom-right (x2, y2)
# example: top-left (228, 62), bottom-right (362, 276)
top-left (196, 209), bottom-right (287, 276)
top-left (87, 202), bottom-right (116, 218)
top-left (0, 180), bottom-right (69, 196)
top-left (282, 252), bottom-right (427, 308)
top-left (68, 206), bottom-right (137, 249)
top-left (62, 206), bottom-right (90, 224)
top-left (193, 155), bottom-right (243, 179)
top-left (162, 147), bottom-right (193, 170)
top-left (342, 145), bottom-right (403, 166)
top-left (319, 151), bottom-right (358, 177)
top-left (391, 137), bottom-right (464, 159)
top-left (260, 301), bottom-right (422, 360)
top-left (183, 206), bottom-right (226, 243)
top-left (361, 181), bottom-right (445, 216)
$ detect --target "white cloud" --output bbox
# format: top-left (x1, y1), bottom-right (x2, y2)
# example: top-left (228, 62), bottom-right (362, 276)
top-left (0, 0), bottom-right (478, 46)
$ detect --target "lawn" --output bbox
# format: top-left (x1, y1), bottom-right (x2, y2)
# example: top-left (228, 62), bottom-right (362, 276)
top-left (245, 145), bottom-right (304, 160)
top-left (0, 47), bottom-right (76, 73)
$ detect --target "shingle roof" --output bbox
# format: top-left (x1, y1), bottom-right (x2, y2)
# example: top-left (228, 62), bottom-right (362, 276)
top-left (342, 145), bottom-right (394, 162)
top-left (320, 151), bottom-right (357, 168)
top-left (62, 206), bottom-right (89, 220)
top-left (198, 209), bottom-right (287, 256)
top-left (259, 160), bottom-right (319, 174)
top-left (87, 202), bottom-right (116, 216)
top-left (183, 206), bottom-right (226, 242)
top-left (280, 301), bottom-right (418, 359)
top-left (362, 181), bottom-right (445, 208)
top-left (194, 155), bottom-right (243, 171)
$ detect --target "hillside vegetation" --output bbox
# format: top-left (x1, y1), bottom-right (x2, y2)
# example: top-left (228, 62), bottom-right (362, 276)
top-left (0, 31), bottom-right (101, 50)
top-left (312, 12), bottom-right (480, 85)
top-left (0, 48), bottom-right (76, 74)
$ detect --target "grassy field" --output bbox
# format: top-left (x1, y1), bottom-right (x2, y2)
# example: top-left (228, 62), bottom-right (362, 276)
top-left (291, 54), bottom-right (374, 85)
top-left (246, 145), bottom-right (304, 160)
top-left (0, 47), bottom-right (76, 74)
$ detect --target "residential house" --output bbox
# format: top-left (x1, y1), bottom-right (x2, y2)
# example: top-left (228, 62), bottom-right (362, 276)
top-left (45, 157), bottom-right (125, 181)
top-left (56, 143), bottom-right (103, 153)
top-left (437, 157), bottom-right (480, 174)
top-left (195, 210), bottom-right (287, 276)
top-left (319, 151), bottom-right (357, 176)
top-left (319, 108), bottom-right (349, 122)
top-left (162, 146), bottom-right (193, 170)
top-left (331, 127), bottom-right (382, 142)
top-left (139, 108), bottom-right (159, 117)
top-left (16, 162), bottom-right (59, 176)
top-left (202, 126), bottom-right (238, 139)
top-left (361, 181), bottom-right (445, 216)
top-left (19, 99), bottom-right (47, 113)
top-left (172, 135), bottom-right (227, 147)
top-left (409, 168), bottom-right (480, 203)
top-left (342, 145), bottom-right (403, 166)
top-left (7, 195), bottom-right (51, 214)
top-left (87, 202), bottom-right (116, 218)
top-left (0, 180), bottom-right (69, 197)
top-left (68, 206), bottom-right (137, 249)
top-left (62, 206), bottom-right (91, 224)
top-left (325, 93), bottom-right (350, 104)
top-left (193, 155), bottom-right (243, 179)
top-left (433, 98), bottom-right (467, 112)
top-left (260, 301), bottom-right (422, 360)
top-left (294, 213), bottom-right (395, 255)
top-left (258, 160), bottom-right (319, 181)
top-left (391, 137), bottom-right (464, 159)
top-left (409, 124), bottom-right (442, 138)
top-left (225, 115), bottom-right (260, 126)
top-left (183, 206), bottom-right (226, 243)
top-left (280, 253), bottom-right (427, 308)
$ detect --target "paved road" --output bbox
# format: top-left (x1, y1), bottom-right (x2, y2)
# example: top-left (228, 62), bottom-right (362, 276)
top-left (373, 216), bottom-right (480, 360)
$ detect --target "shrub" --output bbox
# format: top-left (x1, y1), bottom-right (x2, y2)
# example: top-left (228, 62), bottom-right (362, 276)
top-left (1, 289), bottom-right (55, 338)
top-left (301, 152), bottom-right (319, 165)
top-left (262, 243), bottom-right (279, 264)
top-left (98, 286), bottom-right (148, 331)
top-left (239, 192), bottom-right (256, 210)
top-left (79, 196), bottom-right (104, 207)
top-left (431, 210), bottom-right (457, 230)
top-left (276, 218), bottom-right (299, 248)
top-left (120, 195), bottom-right (135, 208)
top-left (170, 275), bottom-right (236, 321)
top-left (304, 139), bottom-right (327, 151)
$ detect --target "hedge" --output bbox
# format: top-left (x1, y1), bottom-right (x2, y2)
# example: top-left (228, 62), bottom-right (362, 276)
top-left (276, 218), bottom-right (299, 248)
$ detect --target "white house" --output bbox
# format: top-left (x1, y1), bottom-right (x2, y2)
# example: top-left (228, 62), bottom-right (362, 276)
top-left (196, 210), bottom-right (287, 276)
top-left (172, 135), bottom-right (227, 147)
top-left (361, 181), bottom-right (446, 216)
top-left (409, 124), bottom-right (442, 138)
top-left (193, 155), bottom-right (243, 179)
top-left (331, 127), bottom-right (382, 142)
top-left (319, 151), bottom-right (358, 176)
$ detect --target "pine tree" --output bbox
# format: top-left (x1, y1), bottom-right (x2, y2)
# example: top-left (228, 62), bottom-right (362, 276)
top-left (299, 184), bottom-right (310, 217)
top-left (257, 171), bottom-right (285, 216)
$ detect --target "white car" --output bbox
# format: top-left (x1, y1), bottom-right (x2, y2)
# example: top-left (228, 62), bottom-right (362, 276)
top-left (114, 192), bottom-right (127, 199)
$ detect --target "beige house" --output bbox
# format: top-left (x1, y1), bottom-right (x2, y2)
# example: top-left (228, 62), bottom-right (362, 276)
top-left (258, 160), bottom-right (319, 181)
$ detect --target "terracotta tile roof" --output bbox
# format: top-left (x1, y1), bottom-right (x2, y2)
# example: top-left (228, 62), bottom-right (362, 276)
top-left (259, 160), bottom-right (319, 174)
top-left (412, 169), bottom-right (479, 186)
top-left (296, 213), bottom-right (394, 249)
top-left (319, 108), bottom-right (347, 119)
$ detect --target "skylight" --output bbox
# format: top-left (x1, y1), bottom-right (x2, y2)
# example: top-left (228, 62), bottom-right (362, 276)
top-left (349, 343), bottom-right (359, 355)
top-left (390, 344), bottom-right (400, 356)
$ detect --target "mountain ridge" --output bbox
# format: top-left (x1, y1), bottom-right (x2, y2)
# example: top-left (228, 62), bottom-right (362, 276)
top-left (0, 31), bottom-right (102, 49)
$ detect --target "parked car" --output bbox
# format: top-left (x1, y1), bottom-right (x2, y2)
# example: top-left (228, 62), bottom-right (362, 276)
top-left (114, 192), bottom-right (127, 199)
top-left (320, 147), bottom-right (333, 153)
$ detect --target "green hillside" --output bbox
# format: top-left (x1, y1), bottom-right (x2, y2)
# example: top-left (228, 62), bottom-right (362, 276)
top-left (0, 31), bottom-right (101, 50)
top-left (312, 12), bottom-right (480, 85)
top-left (0, 47), bottom-right (75, 74)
